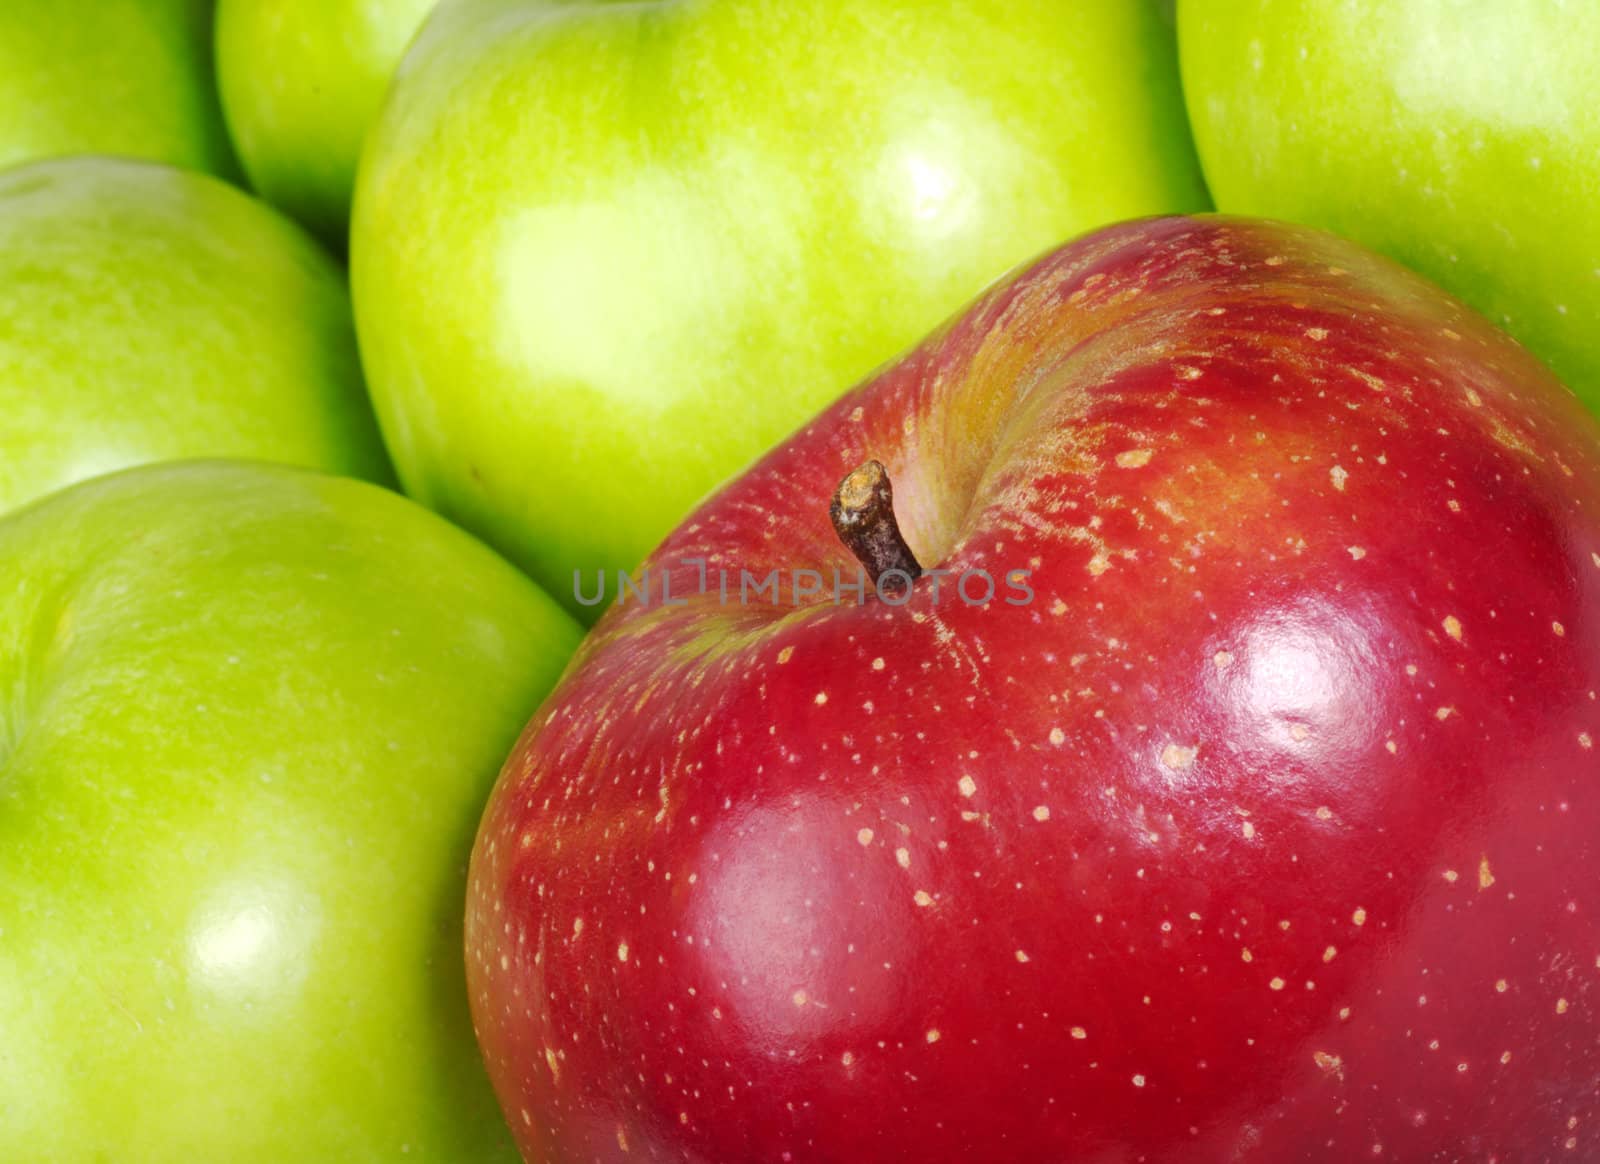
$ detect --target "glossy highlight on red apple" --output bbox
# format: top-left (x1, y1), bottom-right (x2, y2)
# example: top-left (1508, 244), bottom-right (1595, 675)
top-left (467, 216), bottom-right (1600, 1161)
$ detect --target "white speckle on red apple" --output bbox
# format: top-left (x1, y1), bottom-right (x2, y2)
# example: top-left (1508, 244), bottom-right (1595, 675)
top-left (1160, 744), bottom-right (1198, 771)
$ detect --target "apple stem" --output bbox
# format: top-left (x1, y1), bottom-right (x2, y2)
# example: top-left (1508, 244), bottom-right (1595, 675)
top-left (829, 460), bottom-right (923, 600)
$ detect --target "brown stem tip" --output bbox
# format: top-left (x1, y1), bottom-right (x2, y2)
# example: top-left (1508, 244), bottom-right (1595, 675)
top-left (829, 459), bottom-right (923, 600)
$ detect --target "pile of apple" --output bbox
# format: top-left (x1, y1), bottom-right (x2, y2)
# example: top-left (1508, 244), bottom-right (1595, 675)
top-left (3, 3), bottom-right (1597, 1162)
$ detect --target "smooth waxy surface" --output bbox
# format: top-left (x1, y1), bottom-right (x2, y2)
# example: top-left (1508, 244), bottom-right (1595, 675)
top-left (470, 218), bottom-right (1600, 1160)
top-left (0, 157), bottom-right (392, 518)
top-left (0, 0), bottom-right (237, 177)
top-left (1180, 0), bottom-right (1600, 409)
top-left (353, 0), bottom-right (1207, 617)
top-left (217, 0), bottom-right (442, 241)
top-left (0, 461), bottom-right (580, 1161)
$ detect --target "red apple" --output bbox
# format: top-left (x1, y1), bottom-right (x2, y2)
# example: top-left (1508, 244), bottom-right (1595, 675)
top-left (467, 216), bottom-right (1600, 1161)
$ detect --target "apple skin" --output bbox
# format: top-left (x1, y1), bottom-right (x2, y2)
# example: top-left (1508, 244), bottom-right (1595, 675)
top-left (215, 0), bottom-right (442, 242)
top-left (0, 156), bottom-right (393, 518)
top-left (0, 459), bottom-right (581, 1161)
top-left (1178, 1), bottom-right (1600, 410)
top-left (468, 216), bottom-right (1600, 1161)
top-left (0, 0), bottom-right (238, 177)
top-left (352, 0), bottom-right (1208, 619)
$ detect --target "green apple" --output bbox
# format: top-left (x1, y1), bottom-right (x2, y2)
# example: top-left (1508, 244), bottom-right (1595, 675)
top-left (216, 0), bottom-right (442, 242)
top-left (1179, 1), bottom-right (1600, 408)
top-left (0, 156), bottom-right (393, 518)
top-left (0, 0), bottom-right (237, 177)
top-left (0, 459), bottom-right (580, 1161)
top-left (352, 0), bottom-right (1208, 619)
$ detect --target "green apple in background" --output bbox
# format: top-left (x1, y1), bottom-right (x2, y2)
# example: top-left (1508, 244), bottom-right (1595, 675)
top-left (1179, 1), bottom-right (1600, 409)
top-left (0, 157), bottom-right (393, 517)
top-left (216, 0), bottom-right (442, 243)
top-left (0, 0), bottom-right (237, 177)
top-left (0, 459), bottom-right (580, 1162)
top-left (353, 0), bottom-right (1208, 619)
